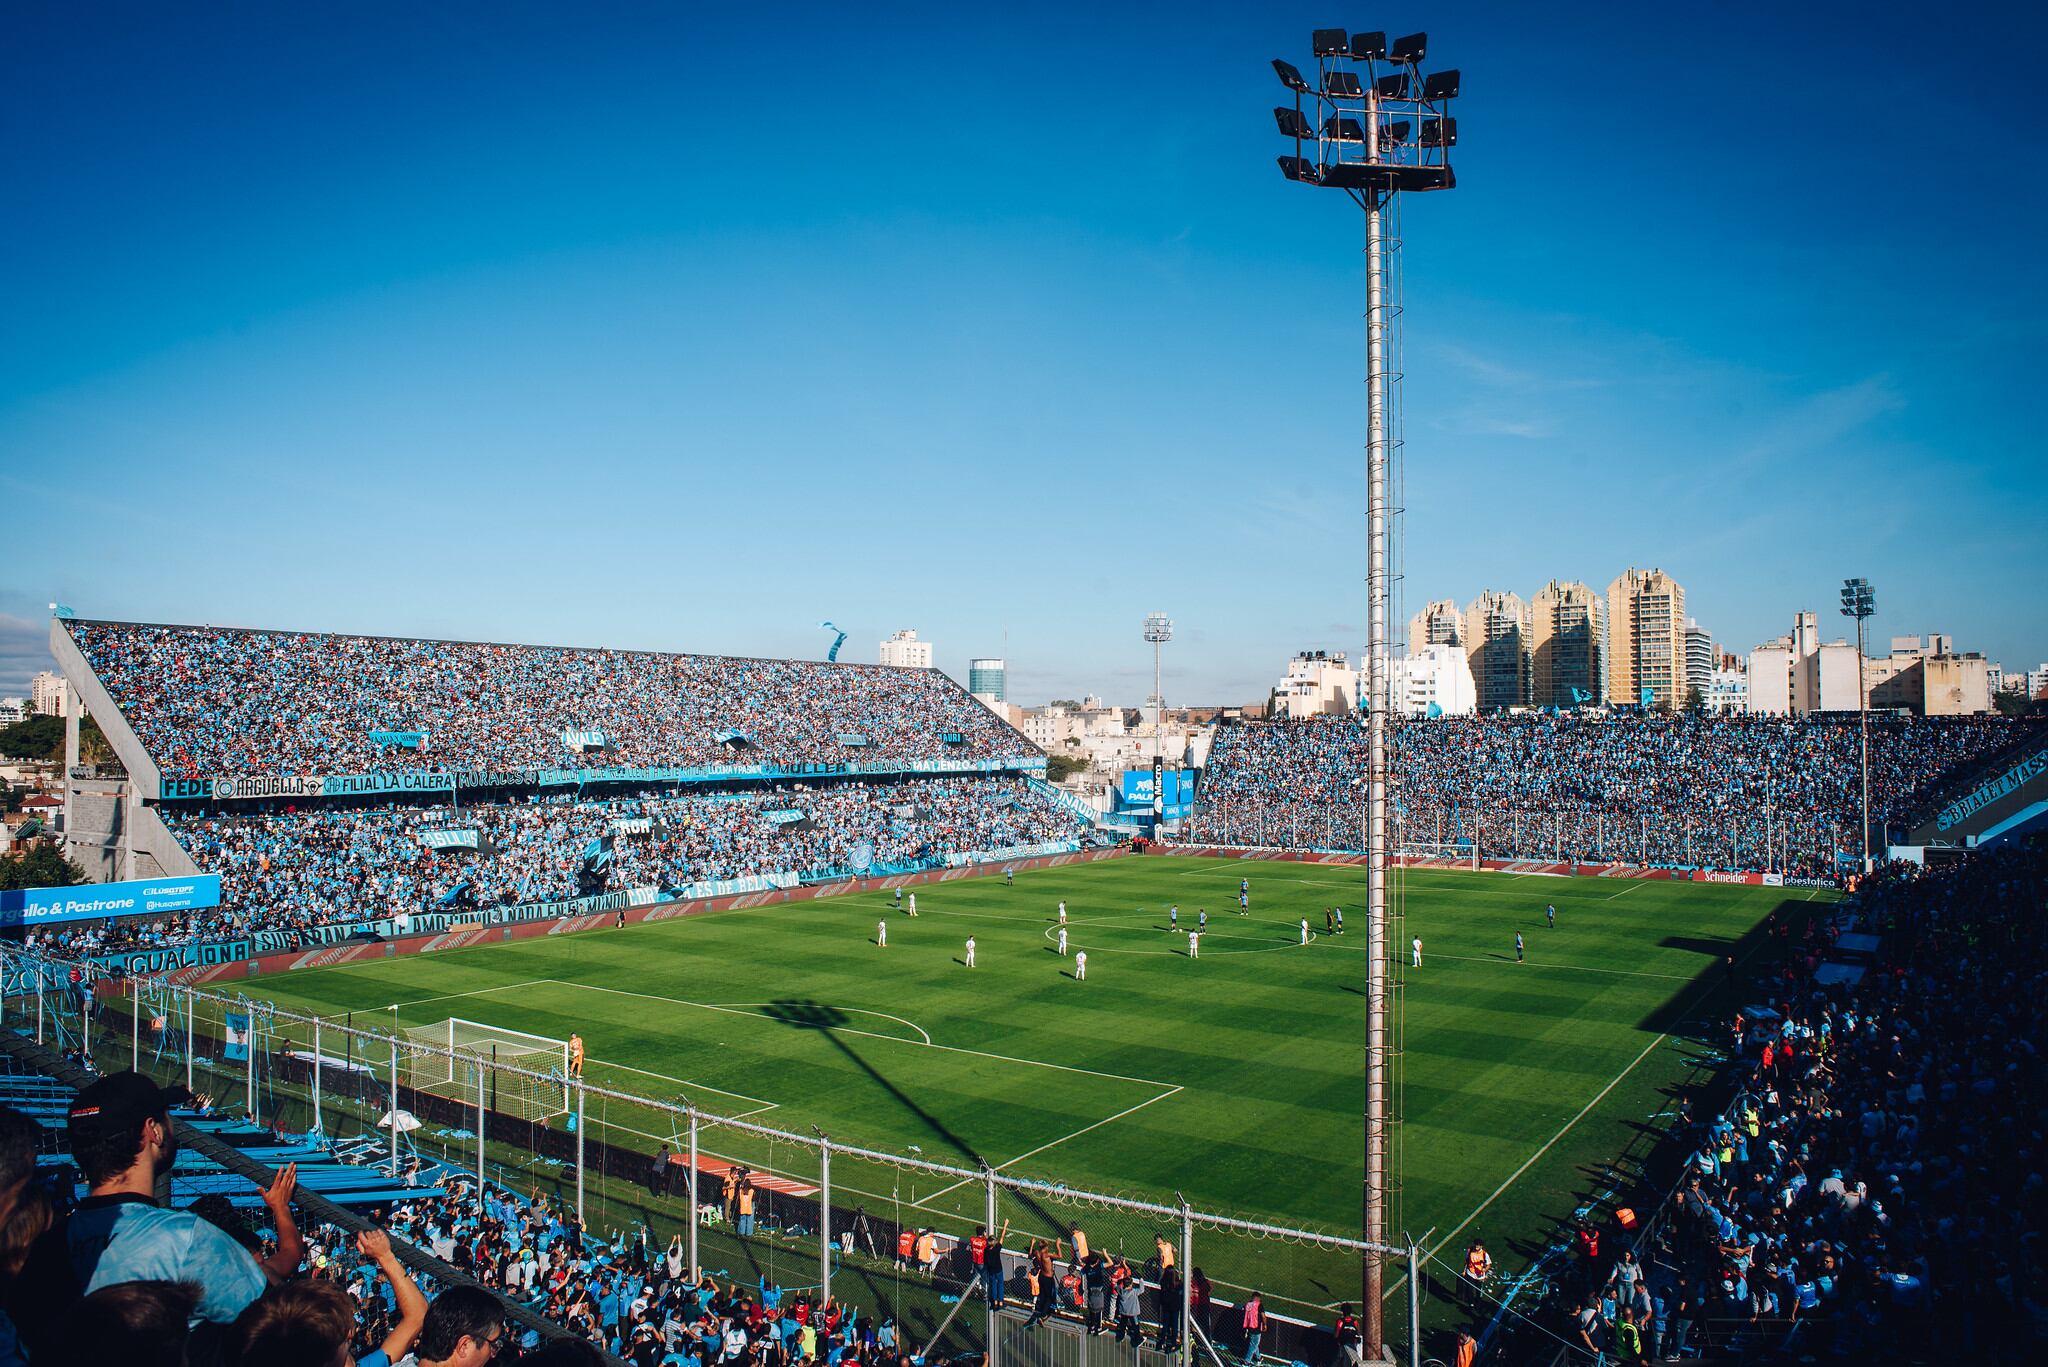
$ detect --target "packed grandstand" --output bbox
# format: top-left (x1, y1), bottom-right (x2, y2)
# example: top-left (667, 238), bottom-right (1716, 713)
top-left (7, 615), bottom-right (2044, 1362)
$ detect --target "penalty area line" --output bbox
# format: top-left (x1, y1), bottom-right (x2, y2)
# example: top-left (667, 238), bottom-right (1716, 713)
top-left (921, 1084), bottom-right (1185, 1202)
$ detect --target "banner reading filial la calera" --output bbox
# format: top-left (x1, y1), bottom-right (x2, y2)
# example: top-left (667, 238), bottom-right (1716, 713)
top-left (0, 874), bottom-right (222, 928)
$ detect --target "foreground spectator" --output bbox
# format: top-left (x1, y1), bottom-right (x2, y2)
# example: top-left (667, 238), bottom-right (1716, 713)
top-left (60, 1280), bottom-right (201, 1367)
top-left (392, 1284), bottom-right (507, 1367)
top-left (231, 1227), bottom-right (426, 1367)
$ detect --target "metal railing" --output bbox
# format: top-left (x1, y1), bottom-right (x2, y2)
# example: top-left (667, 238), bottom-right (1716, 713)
top-left (2, 944), bottom-right (1423, 1367)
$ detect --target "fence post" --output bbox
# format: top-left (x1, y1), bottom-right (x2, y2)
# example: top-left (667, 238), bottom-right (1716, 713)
top-left (1179, 1199), bottom-right (1194, 1367)
top-left (476, 1061), bottom-right (486, 1211)
top-left (1407, 1243), bottom-right (1421, 1367)
top-left (818, 1136), bottom-right (833, 1305)
top-left (575, 1078), bottom-right (586, 1228)
top-left (184, 986), bottom-right (193, 1092)
top-left (389, 1034), bottom-right (400, 1175)
top-left (985, 1166), bottom-right (1000, 1367)
top-left (313, 1016), bottom-right (322, 1134)
top-left (686, 1105), bottom-right (700, 1280)
top-left (36, 969), bottom-right (44, 1046)
top-left (246, 1005), bottom-right (258, 1124)
top-left (131, 983), bottom-right (140, 1071)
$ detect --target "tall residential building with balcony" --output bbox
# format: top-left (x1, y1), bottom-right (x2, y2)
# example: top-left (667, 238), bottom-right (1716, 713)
top-left (1530, 580), bottom-right (1603, 708)
top-left (1464, 590), bottom-right (1532, 711)
top-left (878, 629), bottom-right (933, 669)
top-left (1684, 619), bottom-right (1716, 707)
top-left (1606, 568), bottom-right (1687, 709)
top-left (1407, 600), bottom-right (1466, 650)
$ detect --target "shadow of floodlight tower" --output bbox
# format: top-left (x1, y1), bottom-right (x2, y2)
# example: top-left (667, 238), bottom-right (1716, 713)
top-left (1272, 27), bottom-right (1459, 1364)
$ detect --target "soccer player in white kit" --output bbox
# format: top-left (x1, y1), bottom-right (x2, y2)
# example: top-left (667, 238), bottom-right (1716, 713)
top-left (1412, 936), bottom-right (1423, 967)
top-left (908, 893), bottom-right (917, 916)
top-left (1057, 926), bottom-right (1069, 955)
top-left (1058, 901), bottom-right (1067, 925)
top-left (1300, 918), bottom-right (1309, 945)
top-left (965, 935), bottom-right (976, 967)
top-left (877, 920), bottom-right (887, 947)
top-left (1074, 951), bottom-right (1087, 981)
top-left (1187, 930), bottom-right (1200, 959)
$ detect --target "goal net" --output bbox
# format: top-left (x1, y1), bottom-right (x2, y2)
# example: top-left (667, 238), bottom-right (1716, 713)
top-left (1395, 841), bottom-right (1480, 870)
top-left (403, 1017), bottom-right (572, 1121)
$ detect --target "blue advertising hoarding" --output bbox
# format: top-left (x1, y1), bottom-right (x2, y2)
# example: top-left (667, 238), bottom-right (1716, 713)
top-left (0, 874), bottom-right (223, 928)
top-left (1119, 769), bottom-right (1196, 819)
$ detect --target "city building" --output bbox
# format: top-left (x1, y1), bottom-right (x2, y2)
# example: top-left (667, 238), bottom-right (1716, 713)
top-left (1407, 600), bottom-right (1465, 650)
top-left (1606, 568), bottom-right (1687, 709)
top-left (0, 698), bottom-right (24, 728)
top-left (1986, 663), bottom-right (2005, 694)
top-left (1705, 664), bottom-right (1749, 714)
top-left (967, 658), bottom-right (1006, 704)
top-left (1272, 650), bottom-right (1358, 718)
top-left (1684, 619), bottom-right (1715, 707)
top-left (1868, 635), bottom-right (1993, 715)
top-left (1529, 579), bottom-right (1602, 708)
top-left (878, 629), bottom-right (932, 669)
top-left (1464, 590), bottom-right (1531, 711)
top-left (1394, 643), bottom-right (1477, 716)
top-left (30, 671), bottom-right (64, 718)
top-left (2029, 665), bottom-right (2048, 700)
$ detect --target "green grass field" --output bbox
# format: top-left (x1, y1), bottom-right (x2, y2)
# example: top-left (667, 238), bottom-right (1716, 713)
top-left (236, 854), bottom-right (1822, 1318)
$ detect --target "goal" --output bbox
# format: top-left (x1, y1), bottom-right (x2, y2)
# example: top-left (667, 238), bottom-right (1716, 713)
top-left (1395, 841), bottom-right (1480, 870)
top-left (403, 1017), bottom-right (571, 1121)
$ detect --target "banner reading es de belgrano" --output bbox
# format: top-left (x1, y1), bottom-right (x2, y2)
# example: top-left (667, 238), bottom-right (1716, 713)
top-left (0, 874), bottom-right (223, 928)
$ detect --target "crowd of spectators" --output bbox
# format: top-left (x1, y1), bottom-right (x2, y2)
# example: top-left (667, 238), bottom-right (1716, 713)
top-left (1523, 844), bottom-right (2048, 1360)
top-left (1188, 713), bottom-right (2026, 875)
top-left (27, 778), bottom-right (1084, 959)
top-left (69, 620), bottom-right (1030, 777)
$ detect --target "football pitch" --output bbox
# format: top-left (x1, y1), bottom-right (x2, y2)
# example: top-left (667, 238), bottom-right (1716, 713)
top-left (242, 854), bottom-right (1823, 1315)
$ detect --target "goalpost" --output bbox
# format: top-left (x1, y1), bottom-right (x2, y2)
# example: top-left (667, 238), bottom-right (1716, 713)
top-left (403, 1017), bottom-right (572, 1122)
top-left (1394, 841), bottom-right (1480, 870)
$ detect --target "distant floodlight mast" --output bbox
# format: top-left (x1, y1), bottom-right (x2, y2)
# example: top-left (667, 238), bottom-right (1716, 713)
top-left (1143, 613), bottom-right (1172, 819)
top-left (1840, 578), bottom-right (1876, 873)
top-left (1271, 24), bottom-right (1460, 1361)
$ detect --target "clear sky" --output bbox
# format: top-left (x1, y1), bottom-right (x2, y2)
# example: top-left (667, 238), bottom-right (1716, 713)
top-left (4, 2), bottom-right (2044, 705)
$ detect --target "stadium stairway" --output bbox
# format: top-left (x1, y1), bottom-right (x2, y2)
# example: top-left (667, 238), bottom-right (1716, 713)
top-left (1902, 723), bottom-right (2048, 851)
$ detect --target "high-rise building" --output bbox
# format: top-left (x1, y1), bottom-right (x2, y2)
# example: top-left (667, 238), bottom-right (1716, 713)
top-left (968, 658), bottom-right (1006, 703)
top-left (1273, 650), bottom-right (1358, 718)
top-left (1606, 568), bottom-right (1687, 709)
top-left (1393, 643), bottom-right (1476, 716)
top-left (1464, 590), bottom-right (1531, 711)
top-left (1684, 619), bottom-right (1715, 708)
top-left (1529, 580), bottom-right (1603, 708)
top-left (1407, 600), bottom-right (1465, 650)
top-left (30, 670), bottom-right (65, 718)
top-left (878, 630), bottom-right (932, 669)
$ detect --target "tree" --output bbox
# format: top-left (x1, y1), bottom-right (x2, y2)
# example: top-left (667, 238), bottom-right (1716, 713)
top-left (1686, 684), bottom-right (1706, 712)
top-left (1044, 753), bottom-right (1089, 783)
top-left (78, 716), bottom-right (121, 771)
top-left (0, 841), bottom-right (89, 892)
top-left (0, 715), bottom-right (63, 761)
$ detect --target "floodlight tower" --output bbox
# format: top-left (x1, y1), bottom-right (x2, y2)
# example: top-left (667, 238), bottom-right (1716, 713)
top-left (1143, 613), bottom-right (1173, 820)
top-left (1272, 27), bottom-right (1459, 1356)
top-left (1840, 578), bottom-right (1876, 872)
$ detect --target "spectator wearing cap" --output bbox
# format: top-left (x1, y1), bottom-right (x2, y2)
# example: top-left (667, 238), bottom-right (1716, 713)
top-left (60, 1072), bottom-right (302, 1324)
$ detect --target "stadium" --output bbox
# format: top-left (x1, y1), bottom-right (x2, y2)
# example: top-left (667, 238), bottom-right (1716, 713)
top-left (5, 604), bottom-right (2045, 1366)
top-left (4, 10), bottom-right (2047, 1367)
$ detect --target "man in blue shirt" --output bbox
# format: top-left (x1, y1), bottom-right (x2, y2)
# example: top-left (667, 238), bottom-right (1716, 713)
top-left (62, 1071), bottom-right (301, 1324)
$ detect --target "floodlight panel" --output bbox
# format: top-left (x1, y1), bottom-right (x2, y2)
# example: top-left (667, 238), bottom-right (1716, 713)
top-left (1273, 58), bottom-right (1310, 93)
top-left (1312, 28), bottom-right (1349, 57)
top-left (1422, 69), bottom-right (1460, 101)
top-left (1380, 120), bottom-right (1412, 147)
top-left (1323, 115), bottom-right (1366, 143)
top-left (1274, 107), bottom-right (1314, 139)
top-left (1276, 155), bottom-right (1320, 183)
top-left (1419, 116), bottom-right (1457, 147)
top-left (1349, 30), bottom-right (1387, 60)
top-left (1323, 70), bottom-right (1363, 98)
top-left (1391, 31), bottom-right (1427, 64)
top-left (1375, 72), bottom-right (1410, 99)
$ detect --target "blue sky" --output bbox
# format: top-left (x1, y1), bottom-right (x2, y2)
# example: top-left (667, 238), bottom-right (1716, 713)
top-left (4, 2), bottom-right (2044, 705)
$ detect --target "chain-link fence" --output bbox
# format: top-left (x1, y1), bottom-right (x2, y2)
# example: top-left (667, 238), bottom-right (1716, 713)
top-left (1, 946), bottom-right (1423, 1367)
